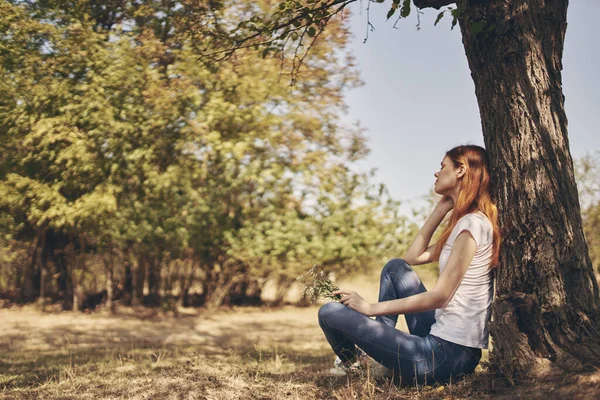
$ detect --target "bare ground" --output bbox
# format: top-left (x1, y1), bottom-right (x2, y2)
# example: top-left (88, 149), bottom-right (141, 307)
top-left (1, 271), bottom-right (600, 399)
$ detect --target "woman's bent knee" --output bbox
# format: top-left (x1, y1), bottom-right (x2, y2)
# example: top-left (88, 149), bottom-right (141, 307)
top-left (318, 302), bottom-right (344, 319)
top-left (382, 258), bottom-right (412, 275)
top-left (318, 302), bottom-right (346, 326)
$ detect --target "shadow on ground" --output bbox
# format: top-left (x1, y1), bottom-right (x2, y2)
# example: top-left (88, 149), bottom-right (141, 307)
top-left (2, 305), bottom-right (600, 400)
top-left (0, 305), bottom-right (331, 391)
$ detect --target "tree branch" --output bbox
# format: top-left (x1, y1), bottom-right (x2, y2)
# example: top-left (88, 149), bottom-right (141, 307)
top-left (413, 0), bottom-right (455, 10)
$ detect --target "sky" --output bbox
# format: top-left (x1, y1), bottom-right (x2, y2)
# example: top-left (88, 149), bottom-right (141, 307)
top-left (341, 1), bottom-right (600, 215)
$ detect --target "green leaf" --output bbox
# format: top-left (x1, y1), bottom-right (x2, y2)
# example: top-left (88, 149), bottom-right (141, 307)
top-left (307, 26), bottom-right (316, 37)
top-left (434, 11), bottom-right (445, 26)
top-left (386, 8), bottom-right (396, 20)
top-left (400, 0), bottom-right (411, 18)
top-left (451, 7), bottom-right (461, 30)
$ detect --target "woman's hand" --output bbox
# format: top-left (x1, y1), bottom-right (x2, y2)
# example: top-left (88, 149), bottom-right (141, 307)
top-left (435, 195), bottom-right (455, 213)
top-left (333, 290), bottom-right (374, 316)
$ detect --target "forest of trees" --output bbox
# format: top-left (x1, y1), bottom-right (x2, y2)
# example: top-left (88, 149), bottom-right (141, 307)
top-left (1, 1), bottom-right (599, 316)
top-left (0, 0), bottom-right (420, 311)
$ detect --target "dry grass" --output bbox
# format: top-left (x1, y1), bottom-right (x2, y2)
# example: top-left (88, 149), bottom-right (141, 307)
top-left (1, 266), bottom-right (599, 399)
top-left (0, 304), bottom-right (486, 400)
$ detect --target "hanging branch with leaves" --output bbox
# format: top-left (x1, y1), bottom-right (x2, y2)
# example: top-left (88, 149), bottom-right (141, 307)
top-left (195, 1), bottom-right (460, 84)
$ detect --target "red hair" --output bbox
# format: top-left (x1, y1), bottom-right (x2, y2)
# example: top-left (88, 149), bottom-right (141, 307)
top-left (433, 145), bottom-right (501, 267)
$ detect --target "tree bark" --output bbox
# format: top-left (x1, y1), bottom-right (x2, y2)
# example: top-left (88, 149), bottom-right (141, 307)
top-left (37, 229), bottom-right (47, 309)
top-left (104, 252), bottom-right (114, 313)
top-left (147, 255), bottom-right (161, 305)
top-left (22, 236), bottom-right (38, 302)
top-left (133, 254), bottom-right (146, 305)
top-left (177, 258), bottom-right (193, 308)
top-left (456, 0), bottom-right (600, 380)
top-left (54, 248), bottom-right (71, 306)
top-left (123, 259), bottom-right (133, 305)
top-left (71, 236), bottom-right (86, 312)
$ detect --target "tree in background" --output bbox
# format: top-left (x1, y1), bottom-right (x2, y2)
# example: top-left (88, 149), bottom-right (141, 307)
top-left (576, 152), bottom-right (600, 276)
top-left (211, 0), bottom-right (600, 382)
top-left (0, 0), bottom-right (415, 309)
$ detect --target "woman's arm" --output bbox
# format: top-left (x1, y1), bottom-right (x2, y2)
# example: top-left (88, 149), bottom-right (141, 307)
top-left (335, 231), bottom-right (478, 316)
top-left (404, 196), bottom-right (454, 265)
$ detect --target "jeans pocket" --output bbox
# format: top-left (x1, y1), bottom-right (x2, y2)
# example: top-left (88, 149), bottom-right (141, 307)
top-left (425, 336), bottom-right (448, 374)
top-left (428, 335), bottom-right (443, 351)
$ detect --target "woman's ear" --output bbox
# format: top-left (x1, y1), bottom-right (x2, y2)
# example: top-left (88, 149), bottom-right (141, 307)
top-left (456, 164), bottom-right (467, 179)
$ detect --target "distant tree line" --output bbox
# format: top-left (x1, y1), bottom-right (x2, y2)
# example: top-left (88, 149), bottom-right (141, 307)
top-left (0, 0), bottom-right (416, 310)
top-left (576, 152), bottom-right (600, 277)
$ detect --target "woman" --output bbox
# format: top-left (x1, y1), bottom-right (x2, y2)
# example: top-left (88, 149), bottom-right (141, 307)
top-left (318, 145), bottom-right (501, 386)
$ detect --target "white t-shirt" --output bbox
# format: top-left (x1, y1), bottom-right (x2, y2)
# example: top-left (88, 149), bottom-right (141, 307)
top-left (429, 211), bottom-right (494, 349)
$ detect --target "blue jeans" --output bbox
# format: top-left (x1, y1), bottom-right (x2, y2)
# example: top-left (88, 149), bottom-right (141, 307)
top-left (318, 258), bottom-right (481, 386)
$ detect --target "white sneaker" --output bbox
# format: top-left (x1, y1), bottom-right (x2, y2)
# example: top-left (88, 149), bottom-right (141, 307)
top-left (328, 356), bottom-right (362, 377)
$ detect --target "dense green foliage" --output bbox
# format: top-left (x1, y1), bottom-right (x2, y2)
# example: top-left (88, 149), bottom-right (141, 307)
top-left (0, 0), bottom-right (416, 309)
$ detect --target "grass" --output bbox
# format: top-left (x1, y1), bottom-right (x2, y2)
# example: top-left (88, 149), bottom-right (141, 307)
top-left (1, 305), bottom-right (490, 400)
top-left (1, 266), bottom-right (600, 399)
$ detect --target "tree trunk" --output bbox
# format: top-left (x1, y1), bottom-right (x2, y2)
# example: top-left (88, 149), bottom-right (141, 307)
top-left (23, 236), bottom-right (38, 302)
top-left (104, 253), bottom-right (114, 313)
top-left (208, 274), bottom-right (243, 309)
top-left (37, 229), bottom-right (47, 309)
top-left (147, 255), bottom-right (161, 305)
top-left (54, 249), bottom-right (71, 306)
top-left (133, 254), bottom-right (146, 305)
top-left (123, 259), bottom-right (133, 305)
top-left (71, 236), bottom-right (86, 312)
top-left (72, 263), bottom-right (80, 312)
top-left (457, 0), bottom-right (600, 380)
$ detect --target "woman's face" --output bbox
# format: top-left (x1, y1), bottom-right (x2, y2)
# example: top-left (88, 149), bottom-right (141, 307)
top-left (434, 156), bottom-right (462, 196)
